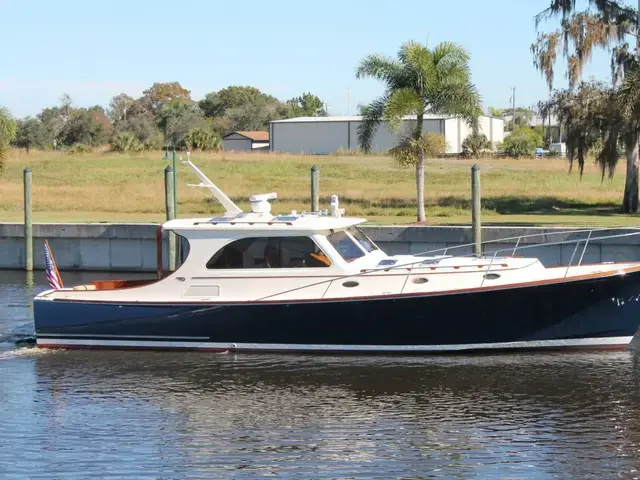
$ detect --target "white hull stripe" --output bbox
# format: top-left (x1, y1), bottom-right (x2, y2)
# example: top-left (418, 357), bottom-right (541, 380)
top-left (36, 336), bottom-right (635, 351)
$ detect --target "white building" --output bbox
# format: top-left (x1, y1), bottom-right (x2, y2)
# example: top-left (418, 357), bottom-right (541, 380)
top-left (222, 131), bottom-right (270, 152)
top-left (269, 115), bottom-right (504, 155)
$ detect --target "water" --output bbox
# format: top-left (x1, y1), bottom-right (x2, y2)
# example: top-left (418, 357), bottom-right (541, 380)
top-left (2, 271), bottom-right (640, 479)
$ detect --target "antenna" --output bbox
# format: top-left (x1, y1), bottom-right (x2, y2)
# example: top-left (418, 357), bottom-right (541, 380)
top-left (182, 152), bottom-right (243, 215)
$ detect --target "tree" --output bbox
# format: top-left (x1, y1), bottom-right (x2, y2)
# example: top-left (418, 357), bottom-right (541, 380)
top-left (113, 114), bottom-right (160, 145)
top-left (140, 82), bottom-right (192, 115)
top-left (108, 93), bottom-right (135, 124)
top-left (198, 85), bottom-right (294, 132)
top-left (355, 40), bottom-right (482, 222)
top-left (548, 80), bottom-right (611, 177)
top-left (225, 102), bottom-right (280, 131)
top-left (158, 101), bottom-right (208, 147)
top-left (286, 93), bottom-right (328, 117)
top-left (531, 2), bottom-right (636, 90)
top-left (37, 95), bottom-right (76, 149)
top-left (58, 107), bottom-right (110, 147)
top-left (532, 0), bottom-right (640, 212)
top-left (199, 86), bottom-right (277, 118)
top-left (508, 108), bottom-right (535, 130)
top-left (488, 106), bottom-right (534, 130)
top-left (0, 106), bottom-right (17, 176)
top-left (14, 117), bottom-right (47, 152)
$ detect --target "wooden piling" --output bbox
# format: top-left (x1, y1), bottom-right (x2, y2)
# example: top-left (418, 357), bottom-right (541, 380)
top-left (311, 165), bottom-right (320, 212)
top-left (23, 168), bottom-right (33, 271)
top-left (471, 164), bottom-right (481, 254)
top-left (164, 166), bottom-right (176, 271)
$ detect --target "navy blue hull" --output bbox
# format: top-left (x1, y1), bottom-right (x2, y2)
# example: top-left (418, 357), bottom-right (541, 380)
top-left (33, 270), bottom-right (640, 352)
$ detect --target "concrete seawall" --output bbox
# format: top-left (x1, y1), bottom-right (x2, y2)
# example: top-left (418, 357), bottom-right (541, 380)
top-left (1, 222), bottom-right (639, 272)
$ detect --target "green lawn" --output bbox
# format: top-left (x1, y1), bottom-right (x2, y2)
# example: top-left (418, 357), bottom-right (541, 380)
top-left (1, 148), bottom-right (638, 227)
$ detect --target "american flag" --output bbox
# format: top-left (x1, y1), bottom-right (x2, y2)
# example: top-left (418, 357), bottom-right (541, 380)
top-left (44, 240), bottom-right (63, 290)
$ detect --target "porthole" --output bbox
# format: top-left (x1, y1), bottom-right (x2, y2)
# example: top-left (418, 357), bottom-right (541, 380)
top-left (342, 281), bottom-right (359, 288)
top-left (412, 277), bottom-right (429, 284)
top-left (483, 273), bottom-right (501, 280)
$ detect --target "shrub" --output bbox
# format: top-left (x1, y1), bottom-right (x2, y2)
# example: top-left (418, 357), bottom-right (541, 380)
top-left (111, 132), bottom-right (143, 152)
top-left (67, 143), bottom-right (94, 155)
top-left (185, 128), bottom-right (222, 151)
top-left (143, 134), bottom-right (164, 151)
top-left (502, 131), bottom-right (537, 158)
top-left (462, 131), bottom-right (492, 157)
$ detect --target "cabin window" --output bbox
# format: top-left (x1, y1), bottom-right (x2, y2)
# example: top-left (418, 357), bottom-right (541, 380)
top-left (206, 237), bottom-right (332, 269)
top-left (347, 226), bottom-right (378, 252)
top-left (326, 231), bottom-right (365, 262)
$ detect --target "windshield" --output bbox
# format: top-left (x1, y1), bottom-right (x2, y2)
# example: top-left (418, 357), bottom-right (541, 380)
top-left (347, 226), bottom-right (378, 252)
top-left (327, 231), bottom-right (365, 262)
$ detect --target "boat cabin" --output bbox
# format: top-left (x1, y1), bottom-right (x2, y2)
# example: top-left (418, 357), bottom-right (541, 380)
top-left (160, 201), bottom-right (386, 277)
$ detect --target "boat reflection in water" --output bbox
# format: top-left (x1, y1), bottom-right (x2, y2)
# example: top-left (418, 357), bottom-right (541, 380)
top-left (22, 347), bottom-right (640, 478)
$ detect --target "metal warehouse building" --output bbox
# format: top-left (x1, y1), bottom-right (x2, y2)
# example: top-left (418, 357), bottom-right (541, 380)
top-left (269, 114), bottom-right (504, 155)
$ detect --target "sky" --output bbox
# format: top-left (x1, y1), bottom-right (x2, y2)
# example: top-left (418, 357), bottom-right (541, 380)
top-left (0, 0), bottom-right (620, 118)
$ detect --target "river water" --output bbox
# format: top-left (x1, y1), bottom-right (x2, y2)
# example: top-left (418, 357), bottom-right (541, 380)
top-left (2, 270), bottom-right (640, 479)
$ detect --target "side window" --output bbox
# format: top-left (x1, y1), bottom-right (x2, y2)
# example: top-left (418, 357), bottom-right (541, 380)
top-left (206, 237), bottom-right (331, 269)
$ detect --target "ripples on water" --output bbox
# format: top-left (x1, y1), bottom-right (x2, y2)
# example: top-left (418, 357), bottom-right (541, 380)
top-left (2, 272), bottom-right (640, 479)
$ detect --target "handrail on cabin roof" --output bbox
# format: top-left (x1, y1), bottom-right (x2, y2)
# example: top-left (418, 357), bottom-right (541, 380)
top-left (410, 226), bottom-right (640, 258)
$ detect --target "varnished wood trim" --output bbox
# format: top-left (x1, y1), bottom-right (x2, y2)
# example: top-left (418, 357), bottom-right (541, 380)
top-left (90, 279), bottom-right (157, 290)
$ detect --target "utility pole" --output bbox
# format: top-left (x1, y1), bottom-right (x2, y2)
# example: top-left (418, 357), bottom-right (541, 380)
top-left (347, 88), bottom-right (350, 115)
top-left (512, 86), bottom-right (516, 129)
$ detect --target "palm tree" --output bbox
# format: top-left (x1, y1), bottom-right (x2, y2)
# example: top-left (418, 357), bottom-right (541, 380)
top-left (0, 106), bottom-right (17, 176)
top-left (355, 40), bottom-right (482, 222)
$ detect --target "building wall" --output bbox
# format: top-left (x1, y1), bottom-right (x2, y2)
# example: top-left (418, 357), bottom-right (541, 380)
top-left (347, 119), bottom-right (443, 153)
top-left (272, 119), bottom-right (445, 155)
top-left (444, 118), bottom-right (459, 153)
top-left (223, 136), bottom-right (253, 152)
top-left (445, 117), bottom-right (504, 153)
top-left (493, 117), bottom-right (505, 144)
top-left (271, 121), bottom-right (349, 154)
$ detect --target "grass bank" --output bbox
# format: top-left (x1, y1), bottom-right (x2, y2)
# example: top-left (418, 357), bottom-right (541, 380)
top-left (0, 148), bottom-right (638, 227)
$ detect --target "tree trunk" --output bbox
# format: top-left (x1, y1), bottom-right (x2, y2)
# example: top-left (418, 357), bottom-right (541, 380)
top-left (622, 134), bottom-right (639, 213)
top-left (415, 114), bottom-right (426, 223)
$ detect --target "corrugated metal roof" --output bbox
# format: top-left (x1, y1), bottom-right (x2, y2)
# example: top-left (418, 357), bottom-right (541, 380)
top-left (270, 114), bottom-right (500, 123)
top-left (224, 131), bottom-right (270, 141)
